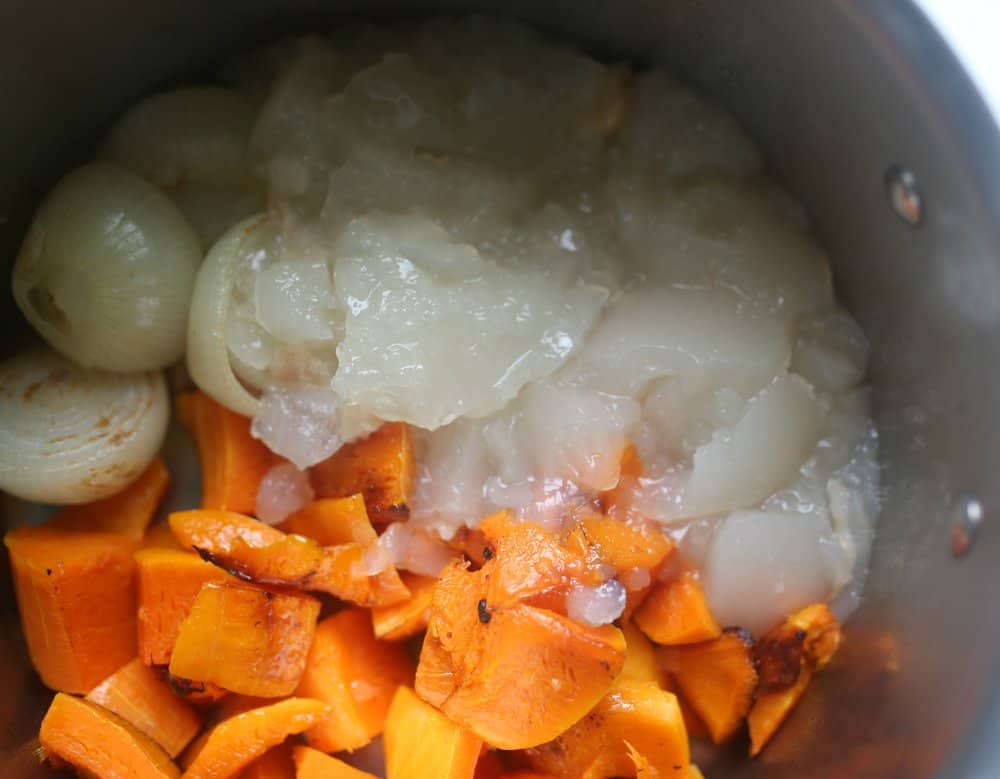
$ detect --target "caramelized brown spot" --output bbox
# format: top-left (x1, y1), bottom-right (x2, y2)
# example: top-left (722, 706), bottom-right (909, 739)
top-left (22, 380), bottom-right (44, 401)
top-left (379, 503), bottom-right (410, 521)
top-left (28, 285), bottom-right (71, 335)
top-left (755, 631), bottom-right (805, 691)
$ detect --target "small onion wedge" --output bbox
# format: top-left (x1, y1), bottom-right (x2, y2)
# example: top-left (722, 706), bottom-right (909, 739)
top-left (99, 86), bottom-right (257, 190)
top-left (11, 162), bottom-right (201, 371)
top-left (0, 349), bottom-right (168, 504)
top-left (99, 87), bottom-right (264, 249)
top-left (703, 509), bottom-right (837, 636)
top-left (683, 374), bottom-right (828, 518)
top-left (187, 214), bottom-right (274, 417)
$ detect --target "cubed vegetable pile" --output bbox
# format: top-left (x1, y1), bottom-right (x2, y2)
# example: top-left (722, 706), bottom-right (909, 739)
top-left (5, 391), bottom-right (842, 778)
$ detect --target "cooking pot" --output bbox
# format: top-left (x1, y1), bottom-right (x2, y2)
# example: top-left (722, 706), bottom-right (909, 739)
top-left (2, 2), bottom-right (998, 777)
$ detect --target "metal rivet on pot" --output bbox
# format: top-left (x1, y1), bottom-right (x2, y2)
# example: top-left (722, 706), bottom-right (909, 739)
top-left (949, 496), bottom-right (983, 557)
top-left (885, 165), bottom-right (923, 226)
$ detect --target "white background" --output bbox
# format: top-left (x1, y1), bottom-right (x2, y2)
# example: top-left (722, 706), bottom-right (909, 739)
top-left (919, 0), bottom-right (1000, 126)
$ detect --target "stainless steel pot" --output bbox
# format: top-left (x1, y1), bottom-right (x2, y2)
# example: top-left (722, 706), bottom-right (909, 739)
top-left (2, 2), bottom-right (998, 777)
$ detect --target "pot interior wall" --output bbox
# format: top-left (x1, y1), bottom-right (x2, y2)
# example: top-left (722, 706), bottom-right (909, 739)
top-left (2, 2), bottom-right (1000, 776)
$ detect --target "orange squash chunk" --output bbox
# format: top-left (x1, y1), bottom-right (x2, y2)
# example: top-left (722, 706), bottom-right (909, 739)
top-left (659, 673), bottom-right (711, 740)
top-left (180, 730), bottom-right (211, 770)
top-left (786, 603), bottom-right (841, 670)
top-left (754, 603), bottom-right (840, 691)
top-left (371, 572), bottom-right (437, 641)
top-left (169, 581), bottom-right (320, 697)
top-left (746, 603), bottom-right (841, 756)
top-left (170, 510), bottom-right (320, 587)
top-left (501, 774), bottom-right (558, 779)
top-left (170, 510), bottom-right (286, 554)
top-left (135, 548), bottom-right (230, 666)
top-left (478, 512), bottom-right (594, 604)
top-left (293, 745), bottom-right (379, 778)
top-left (448, 527), bottom-right (492, 567)
top-left (217, 695), bottom-right (286, 721)
top-left (384, 686), bottom-right (482, 779)
top-left (177, 391), bottom-right (274, 515)
top-left (48, 458), bottom-right (170, 538)
top-left (310, 422), bottom-right (413, 525)
top-left (40, 692), bottom-right (179, 778)
top-left (634, 571), bottom-right (722, 646)
top-left (526, 680), bottom-right (689, 779)
top-left (225, 535), bottom-right (326, 585)
top-left (170, 510), bottom-right (409, 607)
top-left (622, 579), bottom-right (655, 622)
top-left (87, 658), bottom-right (202, 758)
top-left (473, 749), bottom-right (505, 779)
top-left (313, 543), bottom-right (411, 607)
top-left (296, 607), bottom-right (414, 753)
top-left (163, 675), bottom-right (230, 706)
top-left (183, 697), bottom-right (330, 779)
top-left (748, 660), bottom-right (813, 757)
top-left (560, 512), bottom-right (668, 619)
top-left (5, 526), bottom-right (138, 693)
top-left (754, 603), bottom-right (841, 690)
top-left (283, 495), bottom-right (376, 546)
top-left (416, 559), bottom-right (626, 749)
top-left (619, 619), bottom-right (670, 688)
top-left (238, 743), bottom-right (295, 779)
top-left (144, 521), bottom-right (183, 550)
top-left (659, 629), bottom-right (758, 744)
top-left (566, 514), bottom-right (674, 575)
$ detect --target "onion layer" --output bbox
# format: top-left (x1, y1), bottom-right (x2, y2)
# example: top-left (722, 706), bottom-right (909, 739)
top-left (99, 87), bottom-right (264, 249)
top-left (99, 86), bottom-right (257, 190)
top-left (683, 374), bottom-right (828, 517)
top-left (12, 162), bottom-right (201, 372)
top-left (0, 349), bottom-right (168, 504)
top-left (186, 214), bottom-right (273, 417)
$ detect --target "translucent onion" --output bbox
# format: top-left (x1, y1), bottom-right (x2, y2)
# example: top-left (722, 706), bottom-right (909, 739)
top-left (11, 162), bottom-right (201, 372)
top-left (99, 87), bottom-right (264, 250)
top-left (565, 580), bottom-right (627, 627)
top-left (186, 214), bottom-right (273, 417)
top-left (99, 86), bottom-right (257, 189)
top-left (169, 184), bottom-right (267, 252)
top-left (251, 387), bottom-right (345, 469)
top-left (682, 374), bottom-right (828, 518)
top-left (561, 285), bottom-right (790, 398)
top-left (702, 509), bottom-right (837, 637)
top-left (0, 349), bottom-right (168, 504)
top-left (255, 258), bottom-right (338, 344)
top-left (791, 307), bottom-right (870, 393)
top-left (376, 521), bottom-right (454, 577)
top-left (255, 462), bottom-right (314, 525)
